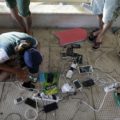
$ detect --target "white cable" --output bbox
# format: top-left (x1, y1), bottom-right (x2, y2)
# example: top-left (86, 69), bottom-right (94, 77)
top-left (24, 108), bottom-right (38, 120)
top-left (82, 92), bottom-right (108, 112)
top-left (105, 73), bottom-right (117, 82)
top-left (24, 99), bottom-right (38, 120)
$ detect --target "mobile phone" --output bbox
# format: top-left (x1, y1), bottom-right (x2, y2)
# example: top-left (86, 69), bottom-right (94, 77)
top-left (25, 98), bottom-right (36, 108)
top-left (82, 79), bottom-right (95, 87)
top-left (43, 102), bottom-right (58, 113)
top-left (79, 65), bottom-right (93, 73)
top-left (76, 55), bottom-right (83, 64)
top-left (73, 80), bottom-right (82, 89)
top-left (14, 97), bottom-right (25, 105)
top-left (22, 81), bottom-right (35, 90)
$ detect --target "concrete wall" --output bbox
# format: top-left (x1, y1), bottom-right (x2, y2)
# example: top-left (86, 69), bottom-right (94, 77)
top-left (0, 2), bottom-right (120, 28)
top-left (0, 13), bottom-right (120, 28)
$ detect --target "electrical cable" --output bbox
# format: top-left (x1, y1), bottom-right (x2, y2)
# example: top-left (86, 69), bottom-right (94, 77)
top-left (24, 99), bottom-right (38, 120)
top-left (4, 113), bottom-right (23, 120)
top-left (13, 81), bottom-right (40, 93)
top-left (82, 92), bottom-right (108, 112)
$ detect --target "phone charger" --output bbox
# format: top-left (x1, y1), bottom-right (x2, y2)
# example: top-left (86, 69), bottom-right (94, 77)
top-left (104, 83), bottom-right (118, 93)
top-left (66, 70), bottom-right (73, 79)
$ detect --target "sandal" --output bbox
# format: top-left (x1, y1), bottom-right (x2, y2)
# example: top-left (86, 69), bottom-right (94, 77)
top-left (89, 28), bottom-right (99, 42)
top-left (89, 34), bottom-right (97, 42)
top-left (92, 42), bottom-right (102, 49)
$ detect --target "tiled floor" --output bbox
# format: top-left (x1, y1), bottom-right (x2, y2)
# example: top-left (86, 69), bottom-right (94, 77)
top-left (0, 28), bottom-right (120, 120)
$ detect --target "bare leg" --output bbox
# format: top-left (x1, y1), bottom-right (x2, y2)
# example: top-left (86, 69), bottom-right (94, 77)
top-left (22, 15), bottom-right (33, 35)
top-left (96, 21), bottom-right (113, 43)
top-left (93, 14), bottom-right (103, 36)
top-left (10, 7), bottom-right (26, 32)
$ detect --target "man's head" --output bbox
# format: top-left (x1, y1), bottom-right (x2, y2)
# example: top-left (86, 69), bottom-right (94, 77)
top-left (15, 40), bottom-right (32, 53)
top-left (23, 48), bottom-right (43, 74)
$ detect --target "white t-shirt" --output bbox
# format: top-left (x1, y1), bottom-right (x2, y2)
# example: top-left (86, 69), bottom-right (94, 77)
top-left (0, 48), bottom-right (9, 63)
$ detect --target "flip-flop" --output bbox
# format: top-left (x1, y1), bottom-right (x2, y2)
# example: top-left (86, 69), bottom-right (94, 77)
top-left (89, 34), bottom-right (97, 42)
top-left (92, 42), bottom-right (102, 49)
top-left (89, 28), bottom-right (99, 42)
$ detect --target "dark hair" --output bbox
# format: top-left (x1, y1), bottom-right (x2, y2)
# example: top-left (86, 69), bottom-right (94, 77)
top-left (18, 41), bottom-right (32, 53)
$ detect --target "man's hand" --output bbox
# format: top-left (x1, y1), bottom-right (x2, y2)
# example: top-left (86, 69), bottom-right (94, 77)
top-left (16, 68), bottom-right (28, 81)
top-left (0, 64), bottom-right (29, 81)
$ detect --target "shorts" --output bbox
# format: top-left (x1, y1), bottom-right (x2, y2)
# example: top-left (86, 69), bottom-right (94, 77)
top-left (5, 0), bottom-right (31, 17)
top-left (91, 0), bottom-right (119, 23)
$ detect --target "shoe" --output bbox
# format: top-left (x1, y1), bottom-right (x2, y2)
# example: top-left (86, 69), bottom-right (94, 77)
top-left (92, 42), bottom-right (102, 49)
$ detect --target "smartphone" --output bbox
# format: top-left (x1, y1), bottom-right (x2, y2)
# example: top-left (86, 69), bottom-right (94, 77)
top-left (14, 97), bottom-right (25, 105)
top-left (43, 102), bottom-right (58, 113)
top-left (79, 65), bottom-right (93, 73)
top-left (22, 81), bottom-right (35, 90)
top-left (25, 98), bottom-right (36, 108)
top-left (75, 55), bottom-right (83, 64)
top-left (82, 79), bottom-right (95, 87)
top-left (73, 80), bottom-right (82, 89)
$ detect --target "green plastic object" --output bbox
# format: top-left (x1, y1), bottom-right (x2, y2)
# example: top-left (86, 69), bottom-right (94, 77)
top-left (42, 72), bottom-right (60, 95)
top-left (113, 92), bottom-right (120, 106)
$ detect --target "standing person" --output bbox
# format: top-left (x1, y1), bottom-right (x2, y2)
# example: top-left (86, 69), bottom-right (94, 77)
top-left (89, 0), bottom-right (120, 49)
top-left (0, 32), bottom-right (42, 81)
top-left (5, 0), bottom-right (32, 35)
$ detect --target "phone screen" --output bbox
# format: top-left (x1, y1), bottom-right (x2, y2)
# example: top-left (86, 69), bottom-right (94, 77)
top-left (73, 80), bottom-right (81, 89)
top-left (17, 97), bottom-right (23, 102)
top-left (25, 98), bottom-right (36, 108)
top-left (79, 66), bottom-right (93, 73)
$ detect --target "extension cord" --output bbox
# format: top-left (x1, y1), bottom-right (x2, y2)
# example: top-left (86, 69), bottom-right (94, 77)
top-left (66, 62), bottom-right (78, 79)
top-left (32, 94), bottom-right (61, 103)
top-left (104, 83), bottom-right (118, 93)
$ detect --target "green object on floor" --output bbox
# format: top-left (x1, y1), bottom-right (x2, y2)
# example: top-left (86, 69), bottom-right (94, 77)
top-left (113, 92), bottom-right (120, 106)
top-left (42, 72), bottom-right (60, 95)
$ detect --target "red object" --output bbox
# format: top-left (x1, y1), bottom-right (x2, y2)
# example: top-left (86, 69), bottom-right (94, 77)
top-left (54, 28), bottom-right (88, 46)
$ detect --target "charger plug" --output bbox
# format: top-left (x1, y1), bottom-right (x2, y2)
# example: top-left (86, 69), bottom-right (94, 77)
top-left (66, 62), bottom-right (77, 79)
top-left (71, 62), bottom-right (78, 69)
top-left (104, 83), bottom-right (118, 93)
top-left (66, 70), bottom-right (73, 79)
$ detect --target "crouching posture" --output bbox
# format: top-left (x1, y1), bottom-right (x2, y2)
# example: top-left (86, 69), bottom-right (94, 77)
top-left (0, 32), bottom-right (42, 81)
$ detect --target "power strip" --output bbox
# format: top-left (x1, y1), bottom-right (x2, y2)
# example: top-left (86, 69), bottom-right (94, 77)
top-left (104, 83), bottom-right (118, 93)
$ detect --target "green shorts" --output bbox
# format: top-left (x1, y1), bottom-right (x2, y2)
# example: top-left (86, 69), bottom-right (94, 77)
top-left (5, 0), bottom-right (31, 17)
